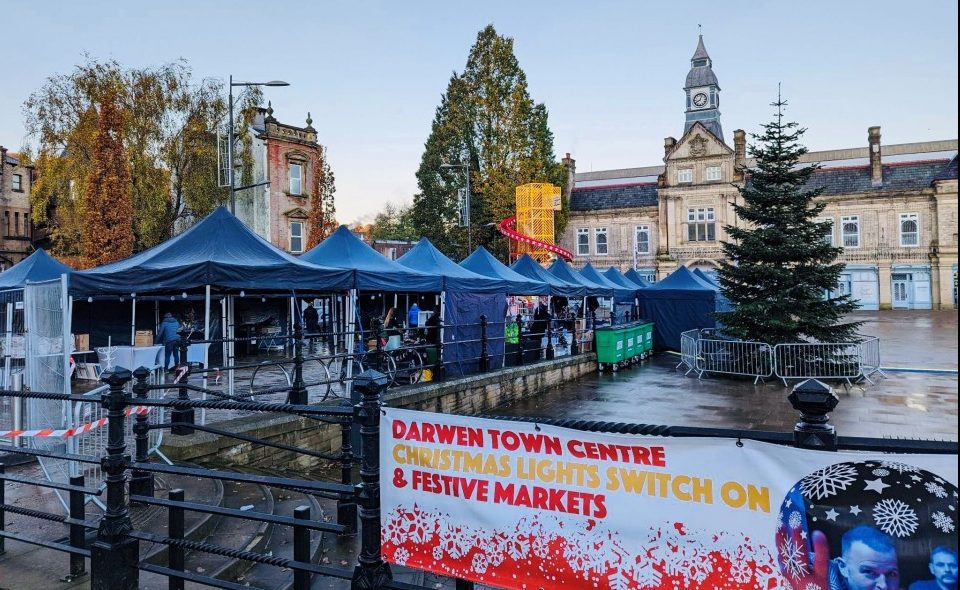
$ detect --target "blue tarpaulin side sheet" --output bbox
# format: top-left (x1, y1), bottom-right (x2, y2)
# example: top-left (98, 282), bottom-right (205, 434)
top-left (637, 266), bottom-right (721, 351)
top-left (443, 291), bottom-right (506, 376)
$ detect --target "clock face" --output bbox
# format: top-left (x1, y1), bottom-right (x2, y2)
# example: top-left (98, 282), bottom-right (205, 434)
top-left (693, 92), bottom-right (708, 108)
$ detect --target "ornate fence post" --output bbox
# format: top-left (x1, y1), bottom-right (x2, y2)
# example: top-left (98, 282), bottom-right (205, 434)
top-left (339, 398), bottom-right (358, 534)
top-left (478, 314), bottom-right (490, 372)
top-left (289, 321), bottom-right (307, 405)
top-left (788, 378), bottom-right (839, 451)
top-left (129, 366), bottom-right (154, 501)
top-left (168, 488), bottom-right (185, 590)
top-left (67, 474), bottom-right (88, 580)
top-left (434, 317), bottom-right (445, 381)
top-left (570, 315), bottom-right (579, 356)
top-left (293, 505), bottom-right (312, 590)
top-left (171, 335), bottom-right (194, 436)
top-left (351, 369), bottom-right (392, 590)
top-left (515, 314), bottom-right (524, 366)
top-left (545, 318), bottom-right (555, 361)
top-left (91, 368), bottom-right (139, 590)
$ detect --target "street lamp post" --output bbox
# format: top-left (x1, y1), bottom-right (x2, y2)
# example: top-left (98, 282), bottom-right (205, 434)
top-left (440, 162), bottom-right (471, 253)
top-left (227, 76), bottom-right (290, 213)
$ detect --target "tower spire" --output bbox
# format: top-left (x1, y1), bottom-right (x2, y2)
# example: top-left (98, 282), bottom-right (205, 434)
top-left (683, 33), bottom-right (723, 141)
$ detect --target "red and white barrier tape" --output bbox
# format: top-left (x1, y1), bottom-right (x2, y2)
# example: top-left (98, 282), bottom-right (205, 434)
top-left (0, 405), bottom-right (150, 440)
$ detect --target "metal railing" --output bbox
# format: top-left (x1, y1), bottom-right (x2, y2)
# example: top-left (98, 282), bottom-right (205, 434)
top-left (1, 363), bottom-right (956, 590)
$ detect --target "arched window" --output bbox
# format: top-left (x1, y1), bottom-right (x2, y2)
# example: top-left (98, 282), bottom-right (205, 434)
top-left (899, 213), bottom-right (919, 247)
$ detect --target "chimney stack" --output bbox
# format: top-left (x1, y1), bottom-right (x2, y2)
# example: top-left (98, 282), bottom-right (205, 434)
top-left (561, 152), bottom-right (577, 197)
top-left (733, 130), bottom-right (746, 182)
top-left (663, 137), bottom-right (676, 159)
top-left (868, 126), bottom-right (882, 187)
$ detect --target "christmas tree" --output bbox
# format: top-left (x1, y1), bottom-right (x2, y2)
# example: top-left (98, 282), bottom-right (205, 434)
top-left (717, 95), bottom-right (861, 344)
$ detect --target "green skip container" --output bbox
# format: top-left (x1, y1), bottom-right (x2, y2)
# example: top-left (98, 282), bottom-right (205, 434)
top-left (637, 321), bottom-right (654, 357)
top-left (623, 323), bottom-right (637, 360)
top-left (594, 326), bottom-right (624, 371)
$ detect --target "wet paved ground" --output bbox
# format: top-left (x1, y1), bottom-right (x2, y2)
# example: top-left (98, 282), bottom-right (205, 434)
top-left (496, 311), bottom-right (959, 441)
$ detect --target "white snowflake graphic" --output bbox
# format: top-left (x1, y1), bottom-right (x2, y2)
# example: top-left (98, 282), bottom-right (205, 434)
top-left (880, 461), bottom-right (919, 474)
top-left (730, 558), bottom-right (753, 583)
top-left (873, 498), bottom-right (920, 538)
top-left (789, 511), bottom-right (803, 530)
top-left (925, 482), bottom-right (948, 498)
top-left (932, 511), bottom-right (956, 534)
top-left (608, 570), bottom-right (631, 590)
top-left (800, 463), bottom-right (858, 500)
top-left (393, 547), bottom-right (410, 566)
top-left (631, 555), bottom-right (662, 587)
top-left (872, 468), bottom-right (890, 477)
top-left (806, 583), bottom-right (824, 590)
top-left (779, 537), bottom-right (809, 579)
top-left (471, 552), bottom-right (488, 574)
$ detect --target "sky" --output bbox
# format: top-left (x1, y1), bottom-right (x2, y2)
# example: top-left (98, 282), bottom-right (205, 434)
top-left (2, 1), bottom-right (957, 223)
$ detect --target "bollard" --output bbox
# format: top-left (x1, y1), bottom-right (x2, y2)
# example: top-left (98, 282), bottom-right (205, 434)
top-left (788, 378), bottom-right (839, 451)
top-left (293, 505), bottom-right (311, 590)
top-left (478, 314), bottom-right (490, 373)
top-left (351, 370), bottom-right (392, 590)
top-left (289, 322), bottom-right (307, 405)
top-left (68, 475), bottom-right (88, 580)
top-left (338, 399), bottom-right (358, 534)
top-left (130, 367), bottom-right (154, 501)
top-left (515, 314), bottom-right (524, 366)
top-left (91, 368), bottom-right (139, 590)
top-left (545, 319), bottom-right (555, 361)
top-left (168, 489), bottom-right (185, 590)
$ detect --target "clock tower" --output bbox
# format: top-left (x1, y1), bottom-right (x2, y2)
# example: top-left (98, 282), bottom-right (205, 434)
top-left (684, 35), bottom-right (723, 141)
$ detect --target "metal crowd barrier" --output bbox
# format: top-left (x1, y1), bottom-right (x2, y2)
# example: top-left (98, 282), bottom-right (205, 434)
top-left (679, 329), bottom-right (882, 385)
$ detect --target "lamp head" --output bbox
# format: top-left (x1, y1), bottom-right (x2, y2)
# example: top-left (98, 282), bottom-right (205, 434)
top-left (264, 80), bottom-right (290, 87)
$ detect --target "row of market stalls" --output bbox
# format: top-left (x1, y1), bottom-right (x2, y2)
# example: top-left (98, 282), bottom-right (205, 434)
top-left (1, 207), bottom-right (731, 396)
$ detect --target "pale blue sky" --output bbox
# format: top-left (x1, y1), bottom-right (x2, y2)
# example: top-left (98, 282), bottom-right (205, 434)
top-left (2, 1), bottom-right (957, 222)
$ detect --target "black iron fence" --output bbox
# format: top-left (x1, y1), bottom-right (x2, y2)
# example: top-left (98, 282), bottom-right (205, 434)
top-left (3, 354), bottom-right (955, 589)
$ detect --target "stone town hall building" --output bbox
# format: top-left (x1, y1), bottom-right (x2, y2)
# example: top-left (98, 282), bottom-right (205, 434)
top-left (560, 36), bottom-right (958, 310)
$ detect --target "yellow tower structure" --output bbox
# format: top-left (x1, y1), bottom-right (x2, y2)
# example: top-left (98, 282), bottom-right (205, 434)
top-left (514, 183), bottom-right (562, 262)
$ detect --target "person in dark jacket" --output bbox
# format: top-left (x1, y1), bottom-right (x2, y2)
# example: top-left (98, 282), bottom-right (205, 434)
top-left (531, 299), bottom-right (551, 338)
top-left (156, 312), bottom-right (182, 370)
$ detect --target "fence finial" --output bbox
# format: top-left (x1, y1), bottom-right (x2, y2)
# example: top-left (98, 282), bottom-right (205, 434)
top-left (788, 378), bottom-right (839, 451)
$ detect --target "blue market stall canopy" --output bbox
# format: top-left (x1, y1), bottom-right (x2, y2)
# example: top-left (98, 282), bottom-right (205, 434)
top-left (547, 259), bottom-right (613, 297)
top-left (509, 255), bottom-right (585, 298)
top-left (624, 268), bottom-right (652, 288)
top-left (579, 263), bottom-right (635, 302)
top-left (301, 225), bottom-right (441, 292)
top-left (637, 266), bottom-right (726, 350)
top-left (0, 249), bottom-right (72, 290)
top-left (460, 247), bottom-right (549, 295)
top-left (693, 267), bottom-right (720, 287)
top-left (69, 207), bottom-right (354, 295)
top-left (396, 238), bottom-right (507, 293)
top-left (604, 267), bottom-right (648, 290)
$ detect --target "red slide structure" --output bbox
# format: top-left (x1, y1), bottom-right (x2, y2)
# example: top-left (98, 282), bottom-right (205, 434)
top-left (498, 216), bottom-right (574, 262)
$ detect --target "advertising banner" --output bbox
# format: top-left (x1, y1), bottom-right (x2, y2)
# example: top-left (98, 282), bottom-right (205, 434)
top-left (381, 408), bottom-right (958, 590)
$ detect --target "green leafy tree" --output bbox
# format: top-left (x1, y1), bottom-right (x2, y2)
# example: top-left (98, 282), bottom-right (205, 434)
top-left (411, 25), bottom-right (567, 259)
top-left (717, 96), bottom-right (861, 343)
top-left (24, 57), bottom-right (260, 255)
top-left (306, 144), bottom-right (338, 248)
top-left (370, 201), bottom-right (418, 242)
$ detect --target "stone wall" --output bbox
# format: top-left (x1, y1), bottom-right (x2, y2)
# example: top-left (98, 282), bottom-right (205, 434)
top-left (160, 353), bottom-right (597, 468)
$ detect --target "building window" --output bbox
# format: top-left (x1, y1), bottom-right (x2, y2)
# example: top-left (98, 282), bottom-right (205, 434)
top-left (594, 227), bottom-right (608, 255)
top-left (12, 174), bottom-right (22, 191)
top-left (289, 163), bottom-right (303, 195)
top-left (841, 216), bottom-right (860, 248)
top-left (686, 207), bottom-right (716, 242)
top-left (899, 213), bottom-right (919, 247)
top-left (576, 228), bottom-right (589, 256)
top-left (289, 221), bottom-right (304, 253)
top-left (3, 211), bottom-right (8, 237)
top-left (677, 169), bottom-right (693, 184)
top-left (818, 217), bottom-right (834, 246)
top-left (635, 225), bottom-right (650, 254)
top-left (706, 166), bottom-right (721, 182)
top-left (13, 212), bottom-right (19, 237)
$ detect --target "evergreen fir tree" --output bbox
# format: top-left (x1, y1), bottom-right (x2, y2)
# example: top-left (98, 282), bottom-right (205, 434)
top-left (411, 25), bottom-right (567, 259)
top-left (717, 95), bottom-right (861, 343)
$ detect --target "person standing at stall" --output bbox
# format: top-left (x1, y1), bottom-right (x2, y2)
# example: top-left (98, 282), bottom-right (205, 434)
top-left (303, 300), bottom-right (320, 352)
top-left (157, 312), bottom-right (182, 371)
